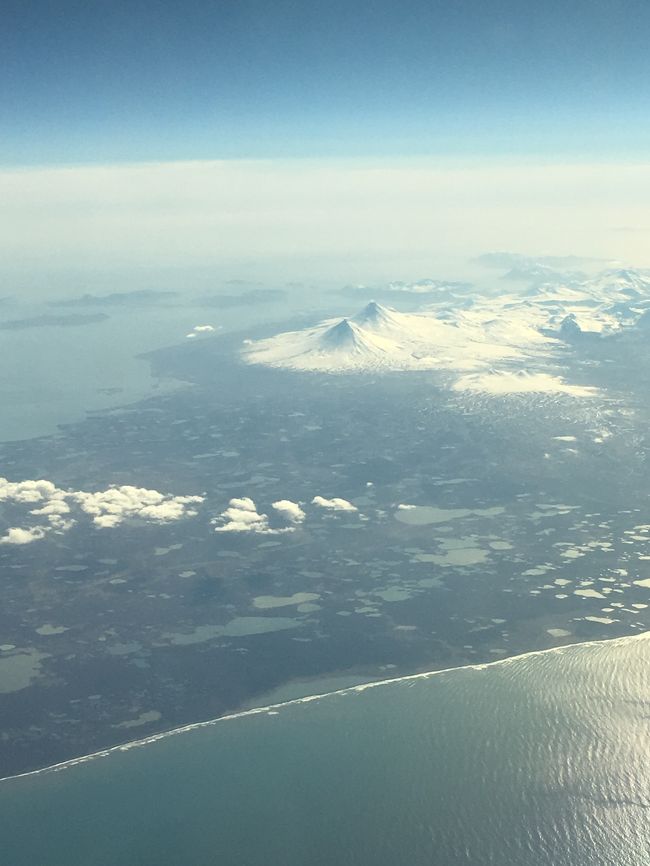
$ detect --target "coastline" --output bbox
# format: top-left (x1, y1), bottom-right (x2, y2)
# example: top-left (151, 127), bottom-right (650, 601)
top-left (2, 630), bottom-right (647, 786)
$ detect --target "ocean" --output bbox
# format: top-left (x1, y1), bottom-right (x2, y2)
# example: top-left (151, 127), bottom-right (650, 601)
top-left (0, 282), bottom-right (321, 443)
top-left (1, 634), bottom-right (648, 866)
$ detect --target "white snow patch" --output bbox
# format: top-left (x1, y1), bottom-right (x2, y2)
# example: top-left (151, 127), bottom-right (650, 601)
top-left (453, 370), bottom-right (597, 397)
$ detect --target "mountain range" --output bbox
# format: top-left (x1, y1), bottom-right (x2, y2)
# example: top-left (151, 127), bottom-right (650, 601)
top-left (242, 269), bottom-right (650, 396)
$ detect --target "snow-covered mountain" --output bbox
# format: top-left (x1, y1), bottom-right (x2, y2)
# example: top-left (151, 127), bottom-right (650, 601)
top-left (242, 300), bottom-right (569, 391)
top-left (529, 269), bottom-right (650, 337)
top-left (242, 302), bottom-right (459, 373)
top-left (242, 270), bottom-right (650, 396)
top-left (316, 316), bottom-right (396, 358)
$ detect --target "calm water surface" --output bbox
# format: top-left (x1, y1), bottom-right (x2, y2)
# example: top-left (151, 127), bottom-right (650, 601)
top-left (1, 635), bottom-right (648, 866)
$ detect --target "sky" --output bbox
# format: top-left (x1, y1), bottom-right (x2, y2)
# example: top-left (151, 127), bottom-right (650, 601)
top-left (2, 160), bottom-right (649, 289)
top-left (3, 0), bottom-right (650, 165)
top-left (2, 1), bottom-right (650, 287)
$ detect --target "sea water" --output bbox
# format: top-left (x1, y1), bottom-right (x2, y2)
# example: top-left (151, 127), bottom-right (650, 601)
top-left (1, 634), bottom-right (648, 866)
top-left (0, 282), bottom-right (315, 443)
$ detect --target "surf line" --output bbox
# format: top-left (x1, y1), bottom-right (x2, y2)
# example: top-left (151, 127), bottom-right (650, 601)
top-left (1, 631), bottom-right (647, 786)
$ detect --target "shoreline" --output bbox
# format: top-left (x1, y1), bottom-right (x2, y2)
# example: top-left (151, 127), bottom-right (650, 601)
top-left (1, 630), bottom-right (647, 786)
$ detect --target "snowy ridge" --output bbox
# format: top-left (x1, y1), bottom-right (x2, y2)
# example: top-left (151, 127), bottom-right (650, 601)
top-left (528, 269), bottom-right (650, 336)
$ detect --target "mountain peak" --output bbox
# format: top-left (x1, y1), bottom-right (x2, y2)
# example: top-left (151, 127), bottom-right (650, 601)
top-left (351, 301), bottom-right (397, 328)
top-left (317, 314), bottom-right (402, 358)
top-left (592, 268), bottom-right (650, 296)
top-left (320, 317), bottom-right (359, 348)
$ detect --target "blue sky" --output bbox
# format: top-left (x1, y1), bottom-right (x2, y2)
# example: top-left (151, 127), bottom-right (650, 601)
top-left (3, 0), bottom-right (650, 165)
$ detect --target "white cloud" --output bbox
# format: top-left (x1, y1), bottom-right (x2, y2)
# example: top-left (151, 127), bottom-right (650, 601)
top-left (29, 499), bottom-right (73, 531)
top-left (213, 497), bottom-right (295, 534)
top-left (0, 476), bottom-right (371, 546)
top-left (0, 477), bottom-right (204, 542)
top-left (0, 478), bottom-right (59, 504)
top-left (0, 526), bottom-right (49, 545)
top-left (213, 497), bottom-right (271, 533)
top-left (272, 500), bottom-right (306, 524)
top-left (312, 495), bottom-right (358, 512)
top-left (186, 324), bottom-right (217, 338)
top-left (229, 497), bottom-right (260, 512)
top-left (70, 486), bottom-right (203, 528)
